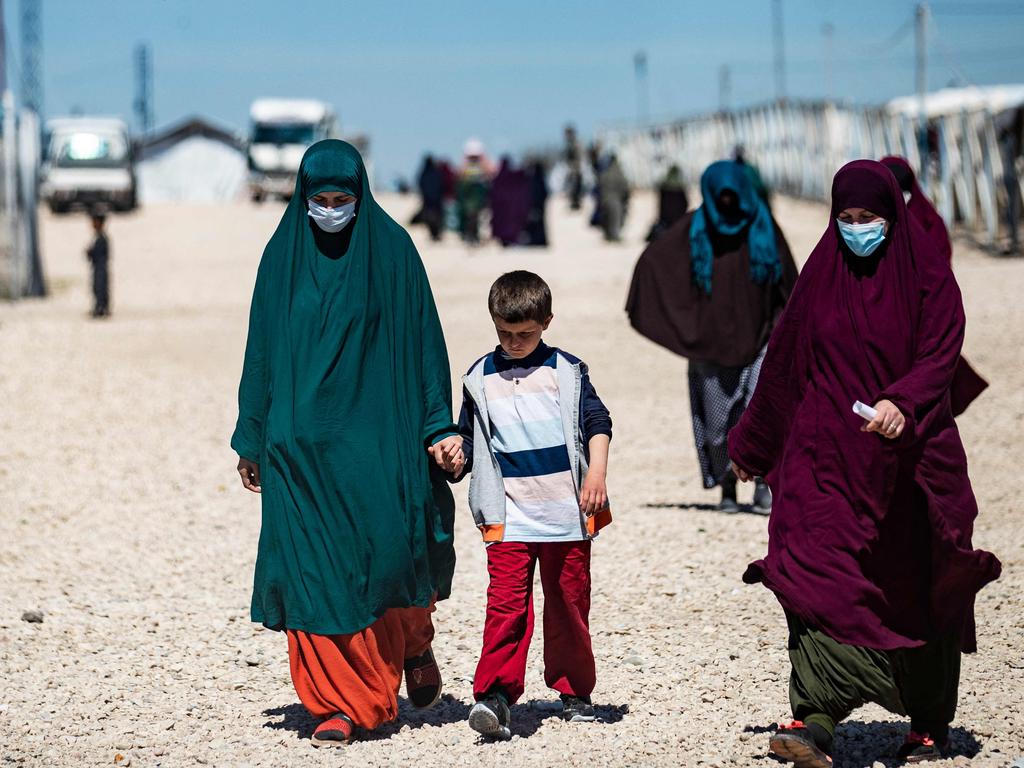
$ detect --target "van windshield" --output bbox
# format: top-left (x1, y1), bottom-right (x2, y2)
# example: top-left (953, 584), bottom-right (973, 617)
top-left (252, 123), bottom-right (316, 145)
top-left (52, 131), bottom-right (129, 168)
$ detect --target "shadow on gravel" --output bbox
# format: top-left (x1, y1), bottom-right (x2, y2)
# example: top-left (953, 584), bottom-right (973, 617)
top-left (262, 693), bottom-right (473, 742)
top-left (745, 719), bottom-right (982, 768)
top-left (643, 501), bottom-right (769, 517)
top-left (503, 701), bottom-right (629, 739)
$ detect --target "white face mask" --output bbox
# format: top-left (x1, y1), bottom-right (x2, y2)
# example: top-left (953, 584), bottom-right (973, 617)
top-left (307, 199), bottom-right (356, 233)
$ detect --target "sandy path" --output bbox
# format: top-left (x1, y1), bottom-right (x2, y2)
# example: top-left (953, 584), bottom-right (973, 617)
top-left (1, 191), bottom-right (1021, 767)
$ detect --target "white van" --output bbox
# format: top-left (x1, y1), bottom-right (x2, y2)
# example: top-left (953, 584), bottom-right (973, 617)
top-left (41, 117), bottom-right (137, 213)
top-left (248, 99), bottom-right (337, 202)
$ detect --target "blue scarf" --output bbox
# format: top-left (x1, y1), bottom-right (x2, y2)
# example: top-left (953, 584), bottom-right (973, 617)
top-left (688, 160), bottom-right (780, 294)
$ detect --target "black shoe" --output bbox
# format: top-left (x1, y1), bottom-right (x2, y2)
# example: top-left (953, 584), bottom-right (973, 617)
top-left (753, 479), bottom-right (772, 515)
top-left (769, 721), bottom-right (833, 767)
top-left (404, 648), bottom-right (442, 708)
top-left (468, 694), bottom-right (511, 741)
top-left (559, 694), bottom-right (595, 722)
top-left (717, 474), bottom-right (740, 513)
top-left (896, 731), bottom-right (953, 763)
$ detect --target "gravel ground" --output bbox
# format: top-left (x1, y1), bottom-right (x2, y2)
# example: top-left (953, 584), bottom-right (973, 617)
top-left (1, 191), bottom-right (1021, 768)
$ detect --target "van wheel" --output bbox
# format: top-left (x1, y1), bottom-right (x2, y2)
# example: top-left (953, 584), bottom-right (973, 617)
top-left (251, 192), bottom-right (265, 203)
top-left (48, 201), bottom-right (70, 214)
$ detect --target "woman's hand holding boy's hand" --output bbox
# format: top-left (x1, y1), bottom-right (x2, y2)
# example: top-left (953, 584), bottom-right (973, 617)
top-left (580, 470), bottom-right (608, 516)
top-left (429, 435), bottom-right (465, 477)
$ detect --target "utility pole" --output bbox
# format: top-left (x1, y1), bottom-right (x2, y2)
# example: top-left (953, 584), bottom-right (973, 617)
top-left (20, 0), bottom-right (41, 115)
top-left (915, 2), bottom-right (929, 187)
top-left (822, 22), bottom-right (834, 103)
top-left (634, 50), bottom-right (649, 126)
top-left (772, 0), bottom-right (786, 102)
top-left (0, 0), bottom-right (7, 93)
top-left (134, 43), bottom-right (153, 136)
top-left (719, 65), bottom-right (732, 113)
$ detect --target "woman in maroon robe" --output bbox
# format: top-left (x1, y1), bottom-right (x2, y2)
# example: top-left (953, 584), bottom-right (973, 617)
top-left (729, 161), bottom-right (1001, 767)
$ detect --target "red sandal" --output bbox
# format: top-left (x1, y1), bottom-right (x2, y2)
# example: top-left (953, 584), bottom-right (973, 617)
top-left (311, 712), bottom-right (354, 748)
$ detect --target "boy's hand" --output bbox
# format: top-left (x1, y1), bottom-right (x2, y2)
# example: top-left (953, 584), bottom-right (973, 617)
top-left (429, 435), bottom-right (465, 475)
top-left (580, 470), bottom-right (607, 516)
top-left (731, 462), bottom-right (752, 482)
top-left (237, 456), bottom-right (261, 493)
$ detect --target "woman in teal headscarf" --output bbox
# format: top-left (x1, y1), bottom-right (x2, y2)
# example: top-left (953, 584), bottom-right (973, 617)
top-left (627, 159), bottom-right (798, 513)
top-left (231, 140), bottom-right (462, 747)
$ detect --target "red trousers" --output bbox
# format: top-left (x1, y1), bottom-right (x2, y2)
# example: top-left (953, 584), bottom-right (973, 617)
top-left (473, 540), bottom-right (595, 704)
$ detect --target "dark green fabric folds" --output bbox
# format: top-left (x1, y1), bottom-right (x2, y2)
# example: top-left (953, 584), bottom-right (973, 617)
top-left (786, 611), bottom-right (960, 737)
top-left (231, 140), bottom-right (457, 635)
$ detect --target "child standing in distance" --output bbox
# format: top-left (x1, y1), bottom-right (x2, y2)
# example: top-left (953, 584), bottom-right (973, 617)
top-left (430, 270), bottom-right (613, 740)
top-left (85, 210), bottom-right (111, 318)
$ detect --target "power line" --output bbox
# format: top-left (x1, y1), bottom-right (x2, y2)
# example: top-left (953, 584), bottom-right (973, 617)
top-left (931, 1), bottom-right (1024, 14)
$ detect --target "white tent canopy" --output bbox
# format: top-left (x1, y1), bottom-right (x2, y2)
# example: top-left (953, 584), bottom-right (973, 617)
top-left (887, 84), bottom-right (1024, 118)
top-left (136, 117), bottom-right (246, 204)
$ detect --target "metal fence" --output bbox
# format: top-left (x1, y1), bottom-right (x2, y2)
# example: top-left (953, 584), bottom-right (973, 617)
top-left (599, 99), bottom-right (1024, 250)
top-left (0, 93), bottom-right (45, 299)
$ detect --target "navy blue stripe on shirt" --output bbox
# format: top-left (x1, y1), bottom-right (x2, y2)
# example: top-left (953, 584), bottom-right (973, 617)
top-left (495, 444), bottom-right (572, 478)
top-left (483, 343), bottom-right (558, 376)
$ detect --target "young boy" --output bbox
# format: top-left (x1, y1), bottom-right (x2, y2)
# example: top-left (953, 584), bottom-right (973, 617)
top-left (85, 210), bottom-right (111, 318)
top-left (432, 270), bottom-right (613, 740)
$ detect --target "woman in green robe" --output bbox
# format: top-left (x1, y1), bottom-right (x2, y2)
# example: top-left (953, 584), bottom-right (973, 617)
top-left (231, 140), bottom-right (462, 747)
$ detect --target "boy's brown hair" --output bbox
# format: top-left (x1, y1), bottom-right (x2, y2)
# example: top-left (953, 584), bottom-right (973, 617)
top-left (487, 270), bottom-right (552, 323)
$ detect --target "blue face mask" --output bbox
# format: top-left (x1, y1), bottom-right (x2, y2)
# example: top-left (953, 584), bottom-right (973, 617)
top-left (837, 219), bottom-right (887, 258)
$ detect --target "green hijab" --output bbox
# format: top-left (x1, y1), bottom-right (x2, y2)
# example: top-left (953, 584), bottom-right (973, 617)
top-left (231, 140), bottom-right (457, 635)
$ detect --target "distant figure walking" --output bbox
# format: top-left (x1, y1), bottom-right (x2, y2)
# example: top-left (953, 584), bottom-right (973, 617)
top-left (489, 156), bottom-right (531, 247)
top-left (86, 211), bottom-right (111, 318)
top-left (626, 160), bottom-right (797, 513)
top-left (597, 154), bottom-right (629, 242)
top-left (563, 125), bottom-right (584, 211)
top-left (414, 153), bottom-right (445, 241)
top-left (881, 155), bottom-right (988, 416)
top-left (729, 160), bottom-right (1001, 767)
top-left (646, 164), bottom-right (689, 242)
top-left (457, 139), bottom-right (492, 245)
top-left (524, 160), bottom-right (549, 247)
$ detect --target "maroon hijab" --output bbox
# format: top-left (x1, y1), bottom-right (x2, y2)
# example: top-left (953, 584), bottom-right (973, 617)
top-left (881, 155), bottom-right (988, 415)
top-left (729, 160), bottom-right (1000, 652)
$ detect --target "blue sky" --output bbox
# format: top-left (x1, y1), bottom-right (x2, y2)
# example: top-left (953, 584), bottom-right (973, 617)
top-left (10, 0), bottom-right (1024, 181)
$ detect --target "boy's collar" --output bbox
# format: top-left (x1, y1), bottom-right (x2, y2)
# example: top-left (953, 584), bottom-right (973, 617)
top-left (494, 340), bottom-right (551, 367)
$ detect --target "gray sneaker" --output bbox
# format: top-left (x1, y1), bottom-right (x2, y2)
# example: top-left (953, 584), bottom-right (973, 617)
top-left (469, 695), bottom-right (512, 741)
top-left (560, 694), bottom-right (596, 722)
top-left (753, 480), bottom-right (772, 515)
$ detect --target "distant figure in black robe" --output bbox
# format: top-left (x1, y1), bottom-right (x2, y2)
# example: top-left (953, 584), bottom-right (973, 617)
top-left (646, 164), bottom-right (689, 242)
top-left (414, 154), bottom-right (445, 241)
top-left (524, 161), bottom-right (549, 247)
top-left (86, 211), bottom-right (110, 318)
